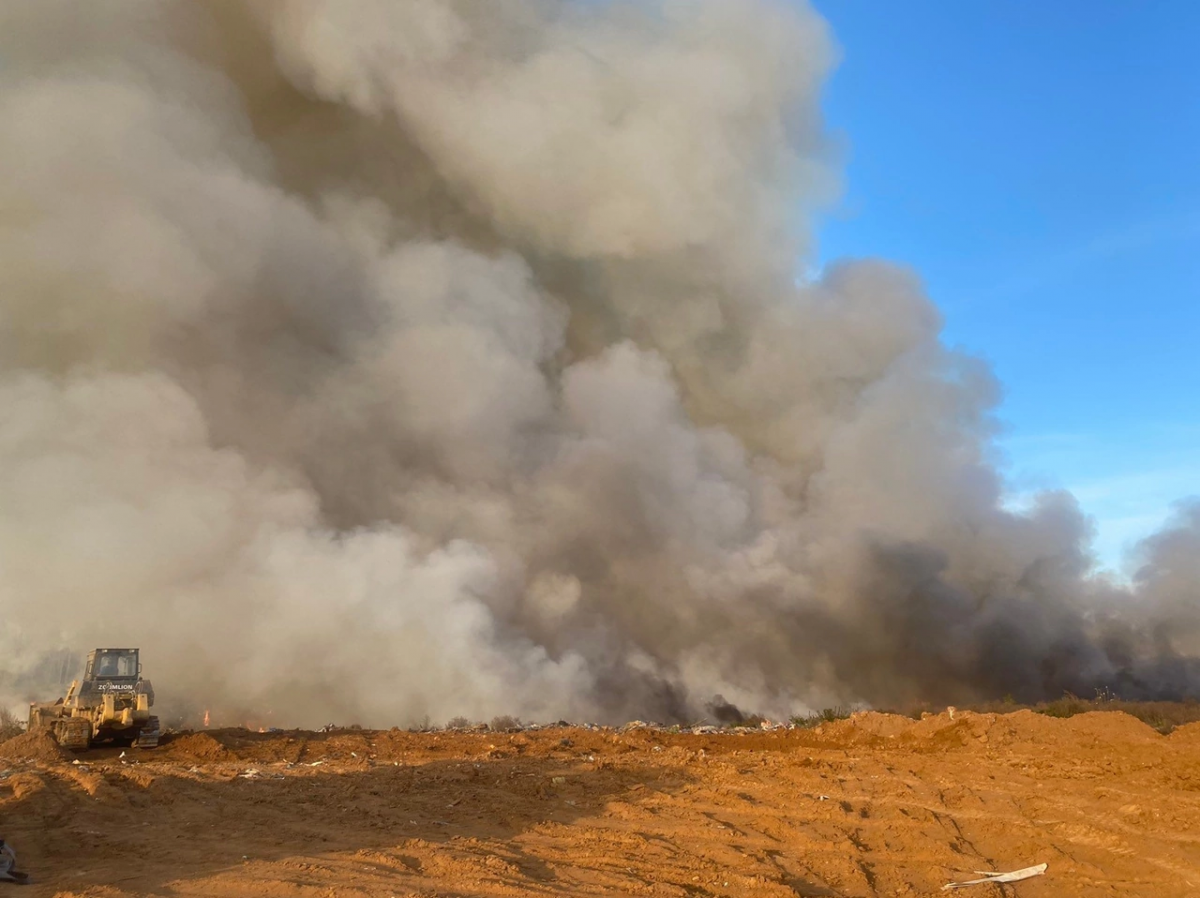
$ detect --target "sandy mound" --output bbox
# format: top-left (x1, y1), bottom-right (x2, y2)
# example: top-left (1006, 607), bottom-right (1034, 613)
top-left (896, 709), bottom-right (1165, 752)
top-left (0, 729), bottom-right (72, 763)
top-left (839, 711), bottom-right (918, 738)
top-left (1168, 720), bottom-right (1200, 743)
top-left (791, 708), bottom-right (1170, 754)
top-left (161, 732), bottom-right (232, 763)
top-left (1050, 709), bottom-right (1165, 742)
top-left (791, 712), bottom-right (919, 748)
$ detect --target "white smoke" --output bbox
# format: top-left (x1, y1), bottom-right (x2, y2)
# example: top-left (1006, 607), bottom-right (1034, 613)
top-left (0, 0), bottom-right (1195, 727)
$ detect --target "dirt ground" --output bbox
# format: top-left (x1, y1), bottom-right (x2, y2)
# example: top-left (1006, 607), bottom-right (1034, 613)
top-left (2, 710), bottom-right (1199, 897)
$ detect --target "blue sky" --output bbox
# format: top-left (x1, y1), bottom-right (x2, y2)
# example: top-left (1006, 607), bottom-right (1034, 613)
top-left (809, 0), bottom-right (1200, 573)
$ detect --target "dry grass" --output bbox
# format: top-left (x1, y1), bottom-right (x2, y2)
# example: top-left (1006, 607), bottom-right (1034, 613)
top-left (0, 707), bottom-right (24, 743)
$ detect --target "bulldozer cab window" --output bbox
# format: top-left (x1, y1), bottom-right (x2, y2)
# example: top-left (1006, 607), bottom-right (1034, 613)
top-left (94, 651), bottom-right (137, 678)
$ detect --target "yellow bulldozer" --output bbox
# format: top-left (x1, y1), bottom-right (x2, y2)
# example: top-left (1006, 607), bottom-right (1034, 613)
top-left (28, 648), bottom-right (160, 750)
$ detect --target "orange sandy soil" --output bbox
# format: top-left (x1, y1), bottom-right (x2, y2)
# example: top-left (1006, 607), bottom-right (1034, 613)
top-left (2, 711), bottom-right (1199, 897)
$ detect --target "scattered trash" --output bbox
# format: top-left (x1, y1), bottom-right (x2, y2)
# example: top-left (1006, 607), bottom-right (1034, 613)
top-left (942, 863), bottom-right (1047, 890)
top-left (239, 768), bottom-right (260, 779)
top-left (308, 761), bottom-right (325, 767)
top-left (551, 776), bottom-right (566, 785)
top-left (817, 795), bottom-right (830, 801)
top-left (118, 751), bottom-right (125, 759)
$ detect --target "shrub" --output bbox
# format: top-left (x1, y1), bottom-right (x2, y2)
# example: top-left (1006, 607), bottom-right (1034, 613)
top-left (0, 708), bottom-right (24, 743)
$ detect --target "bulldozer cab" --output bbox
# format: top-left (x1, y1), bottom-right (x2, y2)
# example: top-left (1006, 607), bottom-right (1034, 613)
top-left (85, 648), bottom-right (139, 681)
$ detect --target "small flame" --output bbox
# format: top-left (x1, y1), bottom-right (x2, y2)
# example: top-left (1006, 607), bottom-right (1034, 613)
top-left (203, 709), bottom-right (210, 728)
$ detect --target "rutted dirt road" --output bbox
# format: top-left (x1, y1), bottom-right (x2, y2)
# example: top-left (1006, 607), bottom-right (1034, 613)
top-left (3, 710), bottom-right (1199, 896)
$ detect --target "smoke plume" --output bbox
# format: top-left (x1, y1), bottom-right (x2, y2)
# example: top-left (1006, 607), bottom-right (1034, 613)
top-left (1, 0), bottom-right (1196, 727)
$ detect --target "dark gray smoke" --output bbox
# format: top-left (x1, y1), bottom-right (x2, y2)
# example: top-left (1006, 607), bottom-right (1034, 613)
top-left (0, 0), bottom-right (1196, 727)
